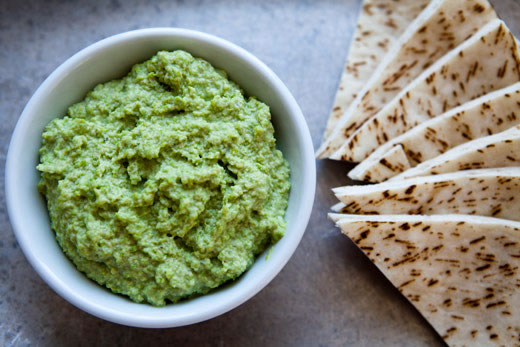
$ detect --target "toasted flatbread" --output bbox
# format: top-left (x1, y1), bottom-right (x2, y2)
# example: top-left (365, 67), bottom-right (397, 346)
top-left (322, 0), bottom-right (430, 140)
top-left (330, 19), bottom-right (520, 162)
top-left (350, 144), bottom-right (411, 182)
top-left (392, 126), bottom-right (520, 180)
top-left (329, 213), bottom-right (520, 346)
top-left (348, 83), bottom-right (520, 182)
top-left (331, 201), bottom-right (347, 213)
top-left (317, 0), bottom-right (497, 158)
top-left (334, 168), bottom-right (520, 221)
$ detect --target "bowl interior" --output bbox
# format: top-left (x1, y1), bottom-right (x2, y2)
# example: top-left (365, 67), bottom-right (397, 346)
top-left (6, 29), bottom-right (315, 328)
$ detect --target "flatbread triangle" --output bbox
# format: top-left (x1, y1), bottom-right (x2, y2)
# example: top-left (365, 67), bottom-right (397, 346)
top-left (322, 0), bottom-right (429, 140)
top-left (392, 125), bottom-right (520, 180)
top-left (329, 213), bottom-right (520, 346)
top-left (348, 83), bottom-right (520, 182)
top-left (318, 0), bottom-right (497, 158)
top-left (331, 19), bottom-right (520, 162)
top-left (334, 167), bottom-right (520, 221)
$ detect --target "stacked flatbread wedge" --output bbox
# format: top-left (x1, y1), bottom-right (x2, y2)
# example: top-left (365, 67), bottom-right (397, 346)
top-left (324, 0), bottom-right (430, 138)
top-left (330, 214), bottom-right (520, 346)
top-left (323, 0), bottom-right (520, 345)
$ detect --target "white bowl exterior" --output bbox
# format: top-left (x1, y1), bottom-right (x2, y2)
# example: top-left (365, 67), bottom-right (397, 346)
top-left (5, 28), bottom-right (315, 328)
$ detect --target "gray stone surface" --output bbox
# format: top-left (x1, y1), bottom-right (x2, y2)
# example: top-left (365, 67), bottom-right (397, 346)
top-left (1, 0), bottom-right (519, 345)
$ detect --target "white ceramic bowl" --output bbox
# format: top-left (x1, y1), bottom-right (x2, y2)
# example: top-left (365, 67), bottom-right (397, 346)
top-left (5, 28), bottom-right (315, 328)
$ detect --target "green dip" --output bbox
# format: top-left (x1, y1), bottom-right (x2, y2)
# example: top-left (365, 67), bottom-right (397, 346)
top-left (37, 50), bottom-right (290, 306)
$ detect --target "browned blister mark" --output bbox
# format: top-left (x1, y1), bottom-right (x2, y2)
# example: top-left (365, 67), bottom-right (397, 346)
top-left (427, 279), bottom-right (438, 287)
top-left (391, 253), bottom-right (420, 267)
top-left (383, 233), bottom-right (395, 240)
top-left (498, 59), bottom-right (509, 78)
top-left (486, 301), bottom-right (506, 309)
top-left (398, 279), bottom-right (415, 289)
top-left (470, 236), bottom-right (486, 244)
top-left (463, 298), bottom-right (481, 307)
top-left (476, 264), bottom-right (491, 271)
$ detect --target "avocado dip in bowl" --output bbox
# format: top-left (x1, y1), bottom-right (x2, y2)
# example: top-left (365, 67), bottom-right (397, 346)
top-left (5, 29), bottom-right (315, 327)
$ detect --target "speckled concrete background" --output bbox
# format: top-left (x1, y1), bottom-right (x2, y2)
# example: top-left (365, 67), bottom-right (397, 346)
top-left (1, 0), bottom-right (519, 346)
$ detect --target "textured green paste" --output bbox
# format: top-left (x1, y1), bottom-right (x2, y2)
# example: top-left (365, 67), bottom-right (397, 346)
top-left (37, 50), bottom-right (290, 306)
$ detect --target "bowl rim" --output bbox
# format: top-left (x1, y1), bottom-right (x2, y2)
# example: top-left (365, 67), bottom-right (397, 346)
top-left (5, 27), bottom-right (316, 328)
